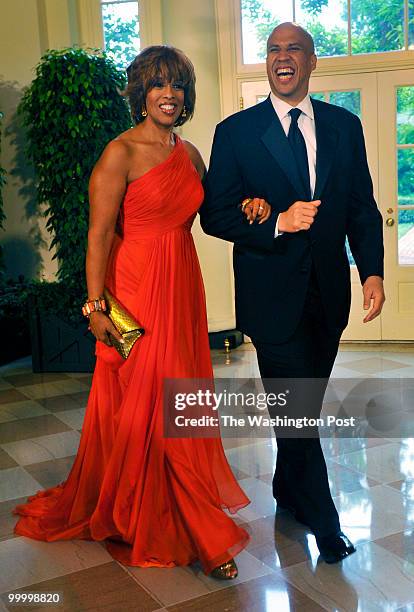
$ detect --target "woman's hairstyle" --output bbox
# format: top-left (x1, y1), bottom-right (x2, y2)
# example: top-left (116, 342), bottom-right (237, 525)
top-left (124, 45), bottom-right (196, 126)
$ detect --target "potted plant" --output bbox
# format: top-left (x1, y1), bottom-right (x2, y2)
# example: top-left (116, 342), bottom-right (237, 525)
top-left (0, 276), bottom-right (32, 366)
top-left (0, 111), bottom-right (6, 279)
top-left (18, 47), bottom-right (132, 371)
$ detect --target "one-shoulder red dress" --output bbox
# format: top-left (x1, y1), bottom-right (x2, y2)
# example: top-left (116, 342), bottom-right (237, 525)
top-left (13, 136), bottom-right (250, 574)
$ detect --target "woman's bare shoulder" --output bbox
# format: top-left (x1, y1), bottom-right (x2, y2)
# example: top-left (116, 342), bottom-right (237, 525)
top-left (96, 128), bottom-right (142, 169)
top-left (109, 129), bottom-right (139, 154)
top-left (181, 138), bottom-right (205, 177)
top-left (182, 138), bottom-right (201, 160)
top-left (90, 136), bottom-right (133, 184)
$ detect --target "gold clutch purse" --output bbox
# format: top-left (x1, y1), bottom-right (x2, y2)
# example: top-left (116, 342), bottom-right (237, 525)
top-left (103, 288), bottom-right (145, 359)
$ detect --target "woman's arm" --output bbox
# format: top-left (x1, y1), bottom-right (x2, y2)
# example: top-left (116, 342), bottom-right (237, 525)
top-left (86, 140), bottom-right (129, 345)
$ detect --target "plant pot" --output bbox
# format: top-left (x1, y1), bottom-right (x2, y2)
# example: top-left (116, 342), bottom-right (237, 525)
top-left (29, 297), bottom-right (96, 373)
top-left (208, 329), bottom-right (243, 350)
top-left (0, 315), bottom-right (31, 366)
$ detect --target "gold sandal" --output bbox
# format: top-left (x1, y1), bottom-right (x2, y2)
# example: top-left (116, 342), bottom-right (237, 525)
top-left (210, 558), bottom-right (238, 580)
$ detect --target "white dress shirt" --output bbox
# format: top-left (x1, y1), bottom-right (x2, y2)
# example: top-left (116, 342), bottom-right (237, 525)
top-left (269, 93), bottom-right (317, 236)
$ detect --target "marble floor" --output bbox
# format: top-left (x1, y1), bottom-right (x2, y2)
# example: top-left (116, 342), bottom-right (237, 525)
top-left (0, 345), bottom-right (414, 611)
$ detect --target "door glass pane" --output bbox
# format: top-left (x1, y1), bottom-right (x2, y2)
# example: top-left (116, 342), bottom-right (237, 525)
top-left (329, 90), bottom-right (361, 118)
top-left (241, 0), bottom-right (293, 64)
top-left (398, 210), bottom-right (414, 265)
top-left (309, 90), bottom-right (361, 119)
top-left (310, 92), bottom-right (325, 102)
top-left (309, 89), bottom-right (361, 266)
top-left (397, 87), bottom-right (414, 145)
top-left (346, 239), bottom-right (356, 266)
top-left (330, 89), bottom-right (361, 266)
top-left (101, 0), bottom-right (140, 69)
top-left (398, 149), bottom-right (414, 207)
top-left (295, 0), bottom-right (348, 57)
top-left (397, 85), bottom-right (414, 265)
top-left (409, 0), bottom-right (414, 49)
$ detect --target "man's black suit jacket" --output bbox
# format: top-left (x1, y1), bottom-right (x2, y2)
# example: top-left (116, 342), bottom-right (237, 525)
top-left (200, 96), bottom-right (384, 344)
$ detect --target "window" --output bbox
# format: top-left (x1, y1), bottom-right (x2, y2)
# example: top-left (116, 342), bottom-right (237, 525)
top-left (100, 0), bottom-right (140, 69)
top-left (241, 0), bottom-right (414, 64)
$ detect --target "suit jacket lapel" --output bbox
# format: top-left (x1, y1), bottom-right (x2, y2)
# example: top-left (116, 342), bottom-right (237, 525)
top-left (258, 97), bottom-right (339, 200)
top-left (312, 99), bottom-right (338, 199)
top-left (260, 99), bottom-right (304, 198)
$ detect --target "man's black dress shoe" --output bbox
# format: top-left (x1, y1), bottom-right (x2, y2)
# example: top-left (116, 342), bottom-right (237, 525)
top-left (316, 531), bottom-right (356, 564)
top-left (276, 497), bottom-right (356, 564)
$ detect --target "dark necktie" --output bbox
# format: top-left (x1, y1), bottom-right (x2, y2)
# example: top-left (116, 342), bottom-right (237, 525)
top-left (288, 108), bottom-right (311, 200)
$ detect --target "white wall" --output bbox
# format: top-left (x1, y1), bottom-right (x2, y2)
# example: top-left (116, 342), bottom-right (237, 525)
top-left (161, 0), bottom-right (236, 331)
top-left (0, 0), bottom-right (80, 280)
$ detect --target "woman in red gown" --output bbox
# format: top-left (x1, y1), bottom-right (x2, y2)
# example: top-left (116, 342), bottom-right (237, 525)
top-left (13, 46), bottom-right (251, 578)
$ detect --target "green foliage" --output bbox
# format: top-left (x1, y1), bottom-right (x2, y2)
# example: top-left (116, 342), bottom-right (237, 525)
top-left (300, 0), bottom-right (328, 14)
top-left (398, 124), bottom-right (414, 144)
top-left (18, 47), bottom-right (132, 296)
top-left (351, 0), bottom-right (404, 54)
top-left (396, 87), bottom-right (414, 206)
top-left (310, 92), bottom-right (325, 101)
top-left (241, 0), bottom-right (270, 21)
top-left (329, 91), bottom-right (361, 116)
top-left (306, 20), bottom-right (348, 57)
top-left (399, 209), bottom-right (414, 223)
top-left (397, 86), bottom-right (414, 144)
top-left (0, 113), bottom-right (6, 229)
top-left (102, 6), bottom-right (140, 69)
top-left (398, 150), bottom-right (414, 206)
top-left (0, 276), bottom-right (30, 320)
top-left (27, 280), bottom-right (84, 324)
top-left (0, 111), bottom-right (7, 277)
top-left (0, 276), bottom-right (31, 365)
top-left (241, 0), bottom-right (280, 59)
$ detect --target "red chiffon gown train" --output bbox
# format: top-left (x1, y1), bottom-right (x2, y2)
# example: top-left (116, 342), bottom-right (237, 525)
top-left (13, 136), bottom-right (250, 573)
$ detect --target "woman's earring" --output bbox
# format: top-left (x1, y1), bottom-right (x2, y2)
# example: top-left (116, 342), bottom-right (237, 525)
top-left (181, 105), bottom-right (187, 118)
top-left (141, 105), bottom-right (148, 117)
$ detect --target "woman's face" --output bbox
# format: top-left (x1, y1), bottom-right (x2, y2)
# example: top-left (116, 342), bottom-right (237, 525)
top-left (145, 76), bottom-right (185, 128)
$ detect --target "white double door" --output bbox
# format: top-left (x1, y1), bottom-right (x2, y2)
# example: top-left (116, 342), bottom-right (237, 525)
top-left (241, 70), bottom-right (414, 340)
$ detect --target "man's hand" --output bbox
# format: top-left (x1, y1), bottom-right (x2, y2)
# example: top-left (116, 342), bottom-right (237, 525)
top-left (362, 276), bottom-right (385, 323)
top-left (278, 200), bottom-right (321, 232)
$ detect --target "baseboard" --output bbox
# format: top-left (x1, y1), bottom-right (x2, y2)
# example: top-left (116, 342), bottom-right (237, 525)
top-left (339, 340), bottom-right (414, 352)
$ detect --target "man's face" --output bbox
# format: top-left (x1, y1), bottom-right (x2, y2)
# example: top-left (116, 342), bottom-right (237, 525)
top-left (266, 25), bottom-right (317, 105)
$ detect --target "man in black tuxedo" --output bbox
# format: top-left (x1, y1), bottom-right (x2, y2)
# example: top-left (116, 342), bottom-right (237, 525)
top-left (200, 22), bottom-right (385, 563)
